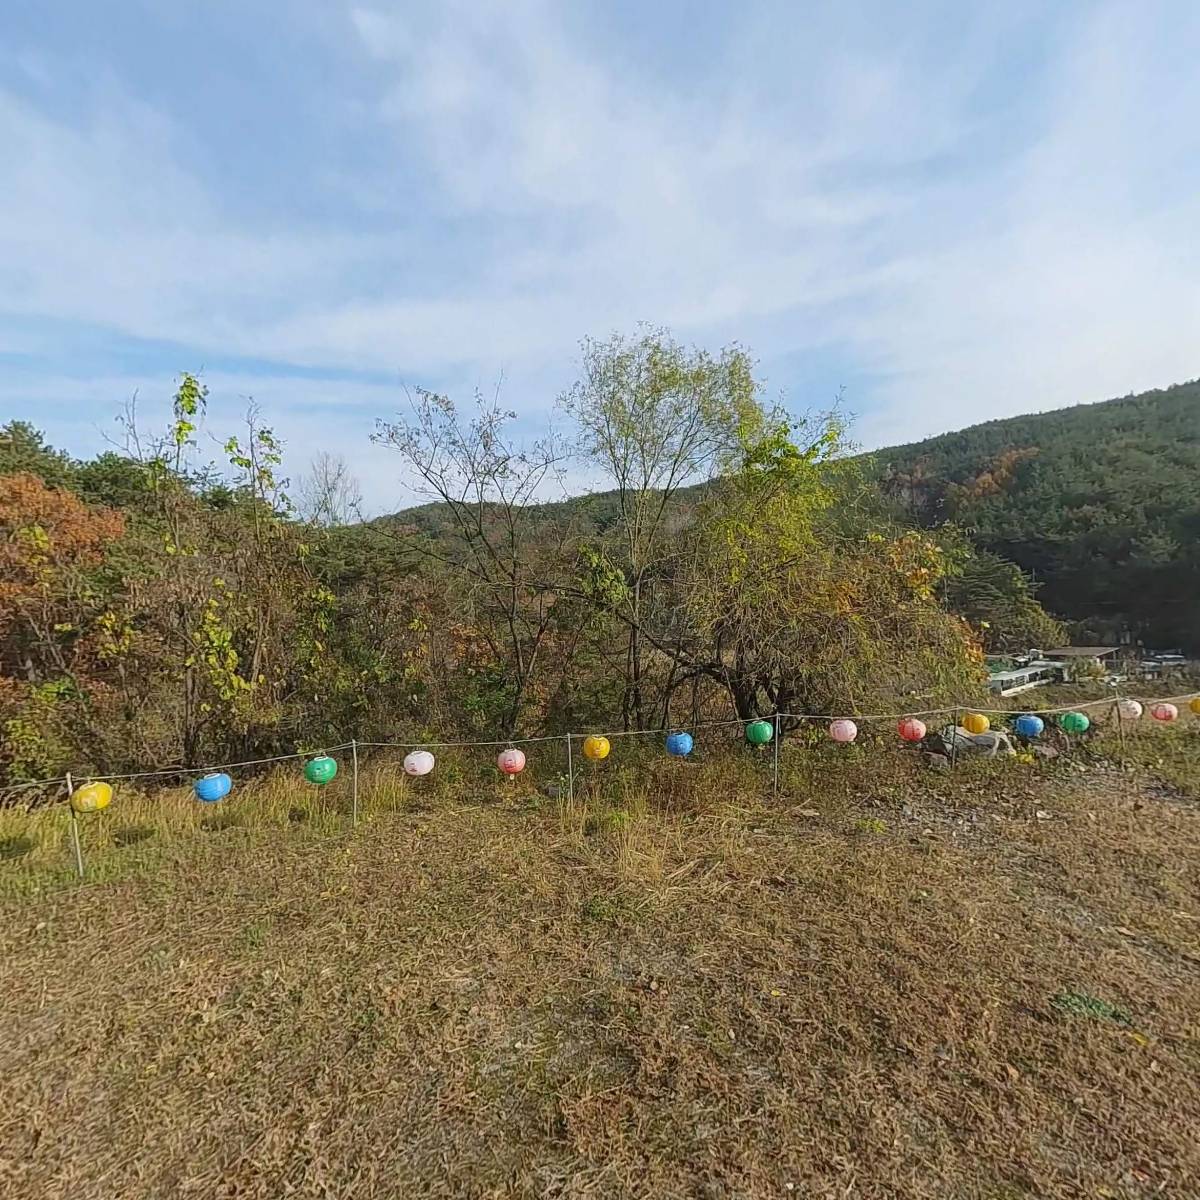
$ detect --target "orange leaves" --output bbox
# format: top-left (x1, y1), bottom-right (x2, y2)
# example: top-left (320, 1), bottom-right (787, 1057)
top-left (0, 474), bottom-right (127, 722)
top-left (0, 472), bottom-right (124, 585)
top-left (946, 447), bottom-right (1038, 505)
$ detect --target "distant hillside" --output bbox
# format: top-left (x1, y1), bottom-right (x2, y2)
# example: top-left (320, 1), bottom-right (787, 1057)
top-left (872, 380), bottom-right (1200, 650)
top-left (382, 380), bottom-right (1200, 650)
top-left (380, 482), bottom-right (713, 541)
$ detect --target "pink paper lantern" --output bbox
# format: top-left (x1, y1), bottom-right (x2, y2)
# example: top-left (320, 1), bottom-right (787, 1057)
top-left (829, 719), bottom-right (858, 744)
top-left (497, 747), bottom-right (527, 774)
top-left (897, 717), bottom-right (926, 743)
top-left (1150, 702), bottom-right (1178, 723)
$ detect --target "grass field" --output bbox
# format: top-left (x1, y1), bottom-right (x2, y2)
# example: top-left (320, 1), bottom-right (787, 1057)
top-left (1, 726), bottom-right (1198, 1198)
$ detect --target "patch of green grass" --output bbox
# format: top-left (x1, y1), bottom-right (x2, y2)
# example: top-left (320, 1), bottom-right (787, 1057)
top-left (855, 817), bottom-right (888, 835)
top-left (1051, 989), bottom-right (1131, 1026)
top-left (580, 893), bottom-right (636, 925)
top-left (1093, 723), bottom-right (1200, 798)
top-left (240, 921), bottom-right (269, 949)
top-left (583, 808), bottom-right (633, 837)
top-left (200, 811), bottom-right (244, 833)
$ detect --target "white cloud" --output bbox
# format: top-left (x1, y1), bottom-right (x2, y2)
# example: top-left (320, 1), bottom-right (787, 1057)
top-left (0, 365), bottom-right (410, 514)
top-left (847, 3), bottom-right (1200, 448)
top-left (1, 0), bottom-right (1197, 504)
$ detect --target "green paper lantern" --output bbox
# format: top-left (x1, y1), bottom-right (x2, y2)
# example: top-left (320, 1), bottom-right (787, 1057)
top-left (304, 755), bottom-right (339, 786)
top-left (1058, 712), bottom-right (1090, 734)
top-left (745, 719), bottom-right (774, 746)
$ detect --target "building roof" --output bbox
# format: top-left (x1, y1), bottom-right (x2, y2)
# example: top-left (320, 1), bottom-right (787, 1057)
top-left (1043, 646), bottom-right (1119, 658)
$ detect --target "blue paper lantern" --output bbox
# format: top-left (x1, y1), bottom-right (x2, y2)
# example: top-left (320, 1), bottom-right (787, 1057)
top-left (665, 732), bottom-right (694, 757)
top-left (194, 772), bottom-right (232, 803)
top-left (1013, 714), bottom-right (1044, 739)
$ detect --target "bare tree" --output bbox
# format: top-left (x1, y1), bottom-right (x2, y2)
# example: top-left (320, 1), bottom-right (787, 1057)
top-left (374, 388), bottom-right (573, 736)
top-left (296, 452), bottom-right (362, 527)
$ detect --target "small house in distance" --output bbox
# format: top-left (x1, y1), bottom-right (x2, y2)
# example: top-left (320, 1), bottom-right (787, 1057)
top-left (1042, 646), bottom-right (1119, 681)
top-left (986, 658), bottom-right (1064, 697)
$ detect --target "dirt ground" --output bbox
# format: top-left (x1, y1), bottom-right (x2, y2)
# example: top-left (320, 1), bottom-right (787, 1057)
top-left (1, 752), bottom-right (1198, 1199)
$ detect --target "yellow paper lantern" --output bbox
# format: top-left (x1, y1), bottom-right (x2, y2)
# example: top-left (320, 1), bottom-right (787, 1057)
top-left (582, 735), bottom-right (611, 761)
top-left (70, 781), bottom-right (112, 814)
top-left (1190, 697), bottom-right (1200, 716)
top-left (963, 713), bottom-right (990, 735)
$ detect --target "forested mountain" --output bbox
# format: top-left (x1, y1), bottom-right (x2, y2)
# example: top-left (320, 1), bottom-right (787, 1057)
top-left (872, 380), bottom-right (1200, 651)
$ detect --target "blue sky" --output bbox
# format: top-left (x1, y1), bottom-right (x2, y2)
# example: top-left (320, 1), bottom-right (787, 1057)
top-left (2, 1), bottom-right (1198, 511)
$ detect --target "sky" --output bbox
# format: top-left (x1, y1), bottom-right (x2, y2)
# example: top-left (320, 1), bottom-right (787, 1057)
top-left (1, 0), bottom-right (1198, 513)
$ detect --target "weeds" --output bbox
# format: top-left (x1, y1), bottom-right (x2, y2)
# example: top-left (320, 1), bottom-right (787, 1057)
top-left (580, 893), bottom-right (637, 925)
top-left (1050, 989), bottom-right (1132, 1026)
top-left (855, 817), bottom-right (888, 835)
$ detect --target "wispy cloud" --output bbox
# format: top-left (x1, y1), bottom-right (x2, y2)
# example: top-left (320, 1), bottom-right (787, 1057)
top-left (0, 1), bottom-right (1197, 507)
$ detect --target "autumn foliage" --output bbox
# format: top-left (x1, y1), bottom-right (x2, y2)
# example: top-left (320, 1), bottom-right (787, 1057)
top-left (0, 340), bottom-right (1061, 786)
top-left (0, 473), bottom-right (125, 780)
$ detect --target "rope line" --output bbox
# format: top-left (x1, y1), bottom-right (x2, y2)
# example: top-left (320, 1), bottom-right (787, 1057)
top-left (355, 734), bottom-right (566, 750)
top-left (4, 695), bottom-right (1196, 793)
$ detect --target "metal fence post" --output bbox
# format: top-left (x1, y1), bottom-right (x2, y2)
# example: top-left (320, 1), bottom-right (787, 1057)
top-left (772, 713), bottom-right (781, 798)
top-left (1114, 692), bottom-right (1127, 758)
top-left (950, 708), bottom-right (960, 771)
top-left (65, 771), bottom-right (85, 880)
top-left (351, 739), bottom-right (359, 827)
top-left (565, 734), bottom-right (575, 804)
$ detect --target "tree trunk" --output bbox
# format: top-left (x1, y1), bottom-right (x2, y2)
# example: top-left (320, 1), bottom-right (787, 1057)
top-left (629, 575), bottom-right (645, 729)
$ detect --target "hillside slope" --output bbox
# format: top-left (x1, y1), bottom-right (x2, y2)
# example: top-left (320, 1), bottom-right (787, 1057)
top-left (873, 380), bottom-right (1200, 649)
top-left (384, 381), bottom-right (1200, 648)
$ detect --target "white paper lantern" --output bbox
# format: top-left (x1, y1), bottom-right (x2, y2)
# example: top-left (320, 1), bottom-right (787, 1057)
top-left (403, 750), bottom-right (435, 777)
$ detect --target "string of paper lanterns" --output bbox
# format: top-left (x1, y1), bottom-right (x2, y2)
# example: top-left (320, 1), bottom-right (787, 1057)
top-left (173, 697), bottom-right (1198, 798)
top-left (56, 691), bottom-right (1199, 824)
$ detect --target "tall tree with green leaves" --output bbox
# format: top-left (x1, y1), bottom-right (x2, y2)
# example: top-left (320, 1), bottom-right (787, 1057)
top-left (673, 413), bottom-right (985, 720)
top-left (558, 329), bottom-right (760, 728)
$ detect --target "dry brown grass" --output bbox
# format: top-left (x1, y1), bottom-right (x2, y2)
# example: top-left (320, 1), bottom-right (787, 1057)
top-left (1, 731), bottom-right (1198, 1199)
